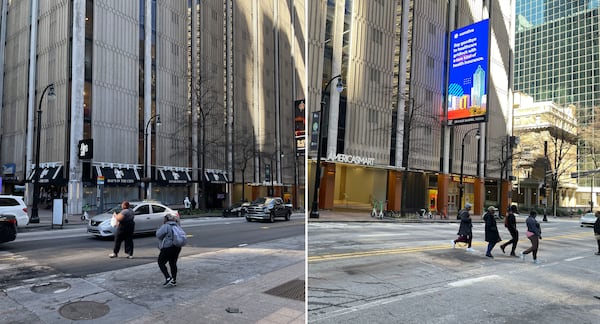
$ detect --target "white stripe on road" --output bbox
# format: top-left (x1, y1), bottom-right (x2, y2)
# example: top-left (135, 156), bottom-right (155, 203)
top-left (448, 275), bottom-right (500, 288)
top-left (565, 256), bottom-right (585, 262)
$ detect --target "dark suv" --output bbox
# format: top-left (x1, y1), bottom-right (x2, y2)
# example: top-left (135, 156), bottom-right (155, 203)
top-left (0, 214), bottom-right (17, 243)
top-left (245, 197), bottom-right (291, 222)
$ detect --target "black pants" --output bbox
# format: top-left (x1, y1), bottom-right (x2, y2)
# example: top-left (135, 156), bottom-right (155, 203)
top-left (523, 235), bottom-right (539, 260)
top-left (501, 228), bottom-right (518, 254)
top-left (158, 246), bottom-right (182, 280)
top-left (113, 222), bottom-right (135, 256)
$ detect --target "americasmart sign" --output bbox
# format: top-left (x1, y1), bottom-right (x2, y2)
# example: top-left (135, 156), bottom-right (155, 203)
top-left (326, 153), bottom-right (375, 166)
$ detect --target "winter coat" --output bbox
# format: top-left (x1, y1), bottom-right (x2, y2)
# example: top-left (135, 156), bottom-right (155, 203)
top-left (156, 221), bottom-right (180, 249)
top-left (594, 216), bottom-right (600, 235)
top-left (483, 212), bottom-right (502, 243)
top-left (525, 216), bottom-right (541, 237)
top-left (457, 210), bottom-right (473, 236)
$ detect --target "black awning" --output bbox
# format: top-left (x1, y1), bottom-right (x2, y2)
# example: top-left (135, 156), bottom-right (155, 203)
top-left (158, 169), bottom-right (191, 184)
top-left (27, 166), bottom-right (66, 185)
top-left (95, 166), bottom-right (140, 184)
top-left (204, 170), bottom-right (229, 184)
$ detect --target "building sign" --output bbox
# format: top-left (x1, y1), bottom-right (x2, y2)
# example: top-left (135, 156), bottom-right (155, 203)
top-left (326, 153), bottom-right (375, 166)
top-left (310, 111), bottom-right (320, 151)
top-left (294, 99), bottom-right (306, 156)
top-left (78, 139), bottom-right (93, 159)
top-left (447, 19), bottom-right (490, 126)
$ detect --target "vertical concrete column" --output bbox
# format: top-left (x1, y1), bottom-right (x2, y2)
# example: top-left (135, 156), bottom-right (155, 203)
top-left (474, 177), bottom-right (485, 216)
top-left (387, 170), bottom-right (402, 211)
top-left (144, 0), bottom-right (152, 199)
top-left (319, 162), bottom-right (336, 209)
top-left (438, 174), bottom-right (450, 218)
top-left (26, 0), bottom-right (40, 205)
top-left (68, 0), bottom-right (86, 216)
top-left (501, 179), bottom-right (511, 214)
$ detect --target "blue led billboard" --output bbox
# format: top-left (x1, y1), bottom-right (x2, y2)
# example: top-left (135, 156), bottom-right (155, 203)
top-left (447, 19), bottom-right (490, 126)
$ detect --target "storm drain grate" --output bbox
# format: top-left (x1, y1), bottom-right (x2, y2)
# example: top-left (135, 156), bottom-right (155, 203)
top-left (264, 279), bottom-right (305, 301)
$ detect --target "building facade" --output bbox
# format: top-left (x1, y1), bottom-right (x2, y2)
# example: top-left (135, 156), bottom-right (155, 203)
top-left (0, 0), bottom-right (305, 215)
top-left (515, 0), bottom-right (600, 206)
top-left (308, 0), bottom-right (515, 216)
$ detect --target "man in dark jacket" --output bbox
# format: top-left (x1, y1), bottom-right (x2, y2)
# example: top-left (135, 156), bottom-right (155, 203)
top-left (483, 206), bottom-right (502, 258)
top-left (500, 205), bottom-right (519, 256)
top-left (109, 201), bottom-right (135, 259)
top-left (452, 203), bottom-right (474, 252)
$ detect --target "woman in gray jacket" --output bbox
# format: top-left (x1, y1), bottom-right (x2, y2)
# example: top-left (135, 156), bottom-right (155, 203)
top-left (156, 213), bottom-right (182, 287)
top-left (520, 211), bottom-right (542, 264)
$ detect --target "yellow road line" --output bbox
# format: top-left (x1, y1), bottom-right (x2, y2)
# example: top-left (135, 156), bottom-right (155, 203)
top-left (308, 232), bottom-right (594, 263)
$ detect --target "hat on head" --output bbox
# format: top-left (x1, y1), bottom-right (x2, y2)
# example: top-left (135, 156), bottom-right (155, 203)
top-left (510, 205), bottom-right (518, 212)
top-left (488, 206), bottom-right (498, 212)
top-left (530, 210), bottom-right (537, 217)
top-left (465, 203), bottom-right (472, 209)
top-left (164, 213), bottom-right (178, 221)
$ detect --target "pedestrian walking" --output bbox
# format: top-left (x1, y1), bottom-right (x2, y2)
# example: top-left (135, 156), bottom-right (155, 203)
top-left (500, 205), bottom-right (519, 256)
top-left (109, 200), bottom-right (135, 259)
top-left (156, 213), bottom-right (183, 287)
top-left (520, 210), bottom-right (542, 264)
top-left (183, 197), bottom-right (191, 215)
top-left (483, 206), bottom-right (502, 258)
top-left (452, 203), bottom-right (474, 252)
top-left (594, 211), bottom-right (600, 255)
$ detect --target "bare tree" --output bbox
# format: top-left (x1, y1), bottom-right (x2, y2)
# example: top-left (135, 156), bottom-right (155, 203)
top-left (234, 127), bottom-right (255, 202)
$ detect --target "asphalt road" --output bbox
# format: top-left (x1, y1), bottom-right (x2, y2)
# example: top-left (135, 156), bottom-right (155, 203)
top-left (308, 218), bottom-right (600, 323)
top-left (1, 215), bottom-right (304, 287)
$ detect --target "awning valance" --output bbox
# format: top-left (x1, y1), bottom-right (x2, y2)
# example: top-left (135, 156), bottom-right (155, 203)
top-left (158, 168), bottom-right (191, 184)
top-left (94, 166), bottom-right (140, 184)
top-left (27, 166), bottom-right (66, 185)
top-left (204, 169), bottom-right (229, 183)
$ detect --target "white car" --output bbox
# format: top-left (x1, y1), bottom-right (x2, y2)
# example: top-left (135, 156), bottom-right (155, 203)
top-left (87, 201), bottom-right (179, 237)
top-left (0, 195), bottom-right (29, 228)
top-left (580, 212), bottom-right (597, 227)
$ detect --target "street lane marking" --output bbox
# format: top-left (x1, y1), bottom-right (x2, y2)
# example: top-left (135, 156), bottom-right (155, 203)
top-left (565, 256), bottom-right (584, 262)
top-left (448, 275), bottom-right (500, 287)
top-left (309, 232), bottom-right (594, 263)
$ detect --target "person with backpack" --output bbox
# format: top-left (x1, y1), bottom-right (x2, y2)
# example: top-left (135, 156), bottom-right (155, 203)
top-left (156, 213), bottom-right (186, 287)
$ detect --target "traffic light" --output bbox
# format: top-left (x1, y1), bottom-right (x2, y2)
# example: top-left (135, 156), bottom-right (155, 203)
top-left (540, 184), bottom-right (546, 197)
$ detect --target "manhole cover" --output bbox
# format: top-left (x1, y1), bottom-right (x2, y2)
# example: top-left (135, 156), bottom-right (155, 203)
top-left (30, 282), bottom-right (71, 294)
top-left (59, 301), bottom-right (110, 320)
top-left (264, 279), bottom-right (305, 301)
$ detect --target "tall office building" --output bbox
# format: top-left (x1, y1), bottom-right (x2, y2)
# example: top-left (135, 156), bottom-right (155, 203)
top-left (0, 0), bottom-right (305, 215)
top-left (308, 0), bottom-right (515, 216)
top-left (515, 0), bottom-right (600, 204)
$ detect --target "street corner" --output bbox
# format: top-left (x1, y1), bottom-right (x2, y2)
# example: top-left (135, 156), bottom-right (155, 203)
top-left (5, 276), bottom-right (148, 323)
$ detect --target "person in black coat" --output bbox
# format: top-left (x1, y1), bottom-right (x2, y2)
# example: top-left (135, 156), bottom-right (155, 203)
top-left (500, 205), bottom-right (519, 256)
top-left (452, 203), bottom-right (474, 252)
top-left (483, 206), bottom-right (502, 258)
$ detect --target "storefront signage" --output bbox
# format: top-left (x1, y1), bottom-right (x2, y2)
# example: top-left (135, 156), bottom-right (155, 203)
top-left (326, 153), bottom-right (375, 166)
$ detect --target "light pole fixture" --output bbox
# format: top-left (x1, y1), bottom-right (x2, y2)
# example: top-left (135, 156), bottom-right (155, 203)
top-left (310, 74), bottom-right (343, 218)
top-left (458, 127), bottom-right (480, 212)
top-left (30, 83), bottom-right (56, 223)
top-left (144, 114), bottom-right (161, 200)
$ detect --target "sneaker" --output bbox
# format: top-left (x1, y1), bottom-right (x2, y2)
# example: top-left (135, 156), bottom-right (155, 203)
top-left (532, 259), bottom-right (540, 264)
top-left (485, 254), bottom-right (494, 258)
top-left (169, 280), bottom-right (177, 287)
top-left (127, 255), bottom-right (134, 259)
top-left (163, 277), bottom-right (173, 286)
top-left (519, 252), bottom-right (525, 260)
top-left (500, 245), bottom-right (506, 254)
top-left (510, 252), bottom-right (517, 257)
top-left (108, 253), bottom-right (117, 258)
top-left (451, 240), bottom-right (456, 249)
top-left (465, 248), bottom-right (475, 252)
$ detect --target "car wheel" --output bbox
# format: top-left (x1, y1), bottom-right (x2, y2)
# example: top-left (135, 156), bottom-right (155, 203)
top-left (269, 212), bottom-right (275, 223)
top-left (285, 211), bottom-right (290, 221)
top-left (246, 217), bottom-right (252, 222)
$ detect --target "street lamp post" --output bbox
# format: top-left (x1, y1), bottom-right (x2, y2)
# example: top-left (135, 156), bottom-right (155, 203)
top-left (30, 83), bottom-right (56, 223)
top-left (310, 75), bottom-right (343, 218)
top-left (144, 114), bottom-right (161, 200)
top-left (458, 128), bottom-right (480, 212)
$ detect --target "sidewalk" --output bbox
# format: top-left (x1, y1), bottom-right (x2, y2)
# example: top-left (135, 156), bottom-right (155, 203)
top-left (307, 209), bottom-right (465, 223)
top-left (3, 210), bottom-right (305, 323)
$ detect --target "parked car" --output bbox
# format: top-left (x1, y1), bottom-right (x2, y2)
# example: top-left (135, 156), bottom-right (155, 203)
top-left (245, 197), bottom-right (291, 222)
top-left (0, 214), bottom-right (17, 243)
top-left (0, 195), bottom-right (29, 228)
top-left (87, 201), bottom-right (179, 237)
top-left (580, 212), bottom-right (597, 227)
top-left (222, 202), bottom-right (246, 217)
